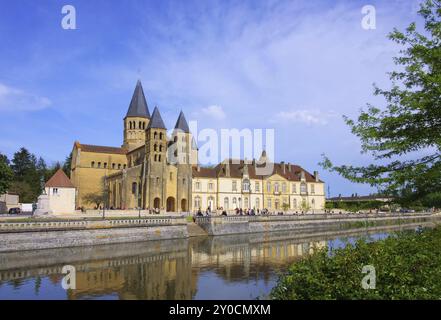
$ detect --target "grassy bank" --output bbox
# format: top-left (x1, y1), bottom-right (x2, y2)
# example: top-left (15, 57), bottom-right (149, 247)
top-left (271, 226), bottom-right (441, 299)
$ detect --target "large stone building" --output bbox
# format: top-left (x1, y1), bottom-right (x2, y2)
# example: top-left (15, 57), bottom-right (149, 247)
top-left (70, 80), bottom-right (325, 212)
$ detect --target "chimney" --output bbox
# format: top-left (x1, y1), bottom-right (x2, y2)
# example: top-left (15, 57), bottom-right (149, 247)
top-left (197, 165), bottom-right (200, 172)
top-left (288, 163), bottom-right (291, 172)
top-left (314, 171), bottom-right (319, 182)
top-left (282, 161), bottom-right (286, 174)
top-left (225, 161), bottom-right (230, 177)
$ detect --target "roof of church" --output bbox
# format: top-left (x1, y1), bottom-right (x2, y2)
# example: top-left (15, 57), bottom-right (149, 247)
top-left (125, 80), bottom-right (150, 119)
top-left (76, 142), bottom-right (127, 155)
top-left (174, 111), bottom-right (190, 133)
top-left (192, 159), bottom-right (322, 182)
top-left (45, 169), bottom-right (75, 188)
top-left (147, 106), bottom-right (166, 130)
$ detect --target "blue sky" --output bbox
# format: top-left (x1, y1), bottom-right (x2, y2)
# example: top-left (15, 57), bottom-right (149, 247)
top-left (0, 0), bottom-right (424, 196)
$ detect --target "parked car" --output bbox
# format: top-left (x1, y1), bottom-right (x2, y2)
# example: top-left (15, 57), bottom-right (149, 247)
top-left (8, 207), bottom-right (21, 214)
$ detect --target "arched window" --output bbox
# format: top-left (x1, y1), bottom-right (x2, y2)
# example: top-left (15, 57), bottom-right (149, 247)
top-left (139, 121), bottom-right (142, 129)
top-left (282, 182), bottom-right (287, 193)
top-left (233, 197), bottom-right (237, 207)
top-left (159, 132), bottom-right (163, 140)
top-left (132, 182), bottom-right (137, 195)
top-left (154, 144), bottom-right (157, 152)
top-left (255, 198), bottom-right (260, 209)
top-left (244, 197), bottom-right (249, 208)
top-left (91, 161), bottom-right (95, 168)
top-left (292, 183), bottom-right (297, 194)
top-left (267, 182), bottom-right (271, 192)
top-left (154, 132), bottom-right (158, 139)
top-left (156, 177), bottom-right (160, 184)
top-left (293, 198), bottom-right (297, 208)
top-left (274, 182), bottom-right (279, 193)
top-left (158, 155), bottom-right (161, 162)
top-left (154, 155), bottom-right (157, 161)
top-left (118, 164), bottom-right (121, 169)
top-left (159, 145), bottom-right (163, 152)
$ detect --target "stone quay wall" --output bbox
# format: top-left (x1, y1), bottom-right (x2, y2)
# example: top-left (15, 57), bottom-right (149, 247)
top-left (195, 213), bottom-right (436, 236)
top-left (0, 216), bottom-right (188, 253)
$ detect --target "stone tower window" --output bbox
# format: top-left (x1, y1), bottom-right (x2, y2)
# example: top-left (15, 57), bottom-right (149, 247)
top-left (160, 132), bottom-right (163, 140)
top-left (154, 132), bottom-right (158, 139)
top-left (91, 161), bottom-right (95, 168)
top-left (98, 162), bottom-right (101, 168)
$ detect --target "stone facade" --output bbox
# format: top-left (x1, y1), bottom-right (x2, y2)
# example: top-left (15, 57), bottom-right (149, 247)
top-left (70, 80), bottom-right (325, 212)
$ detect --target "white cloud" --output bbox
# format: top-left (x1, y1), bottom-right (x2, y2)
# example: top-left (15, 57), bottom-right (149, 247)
top-left (272, 109), bottom-right (336, 125)
top-left (0, 83), bottom-right (51, 112)
top-left (200, 105), bottom-right (226, 120)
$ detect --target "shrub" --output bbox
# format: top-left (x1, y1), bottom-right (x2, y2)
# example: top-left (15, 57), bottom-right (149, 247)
top-left (271, 226), bottom-right (441, 299)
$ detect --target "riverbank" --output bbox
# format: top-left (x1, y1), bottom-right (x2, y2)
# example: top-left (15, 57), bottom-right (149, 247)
top-left (271, 224), bottom-right (441, 299)
top-left (0, 222), bottom-right (433, 300)
top-left (0, 212), bottom-right (437, 252)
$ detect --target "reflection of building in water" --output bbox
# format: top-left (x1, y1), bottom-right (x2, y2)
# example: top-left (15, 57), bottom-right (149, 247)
top-left (0, 235), bottom-right (327, 300)
top-left (69, 251), bottom-right (195, 300)
top-left (191, 239), bottom-right (326, 282)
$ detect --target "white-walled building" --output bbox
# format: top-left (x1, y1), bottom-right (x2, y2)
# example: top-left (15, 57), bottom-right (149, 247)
top-left (37, 169), bottom-right (76, 215)
top-left (192, 152), bottom-right (325, 213)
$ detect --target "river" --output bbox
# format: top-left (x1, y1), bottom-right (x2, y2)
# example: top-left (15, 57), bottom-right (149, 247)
top-left (0, 222), bottom-right (428, 300)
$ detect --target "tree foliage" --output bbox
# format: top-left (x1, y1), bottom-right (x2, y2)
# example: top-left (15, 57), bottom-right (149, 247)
top-left (271, 226), bottom-right (441, 300)
top-left (0, 153), bottom-right (13, 194)
top-left (2, 147), bottom-right (72, 202)
top-left (321, 0), bottom-right (441, 205)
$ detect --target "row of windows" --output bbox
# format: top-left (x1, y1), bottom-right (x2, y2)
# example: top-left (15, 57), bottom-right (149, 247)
top-left (194, 196), bottom-right (317, 210)
top-left (193, 181), bottom-right (317, 194)
top-left (128, 121), bottom-right (147, 130)
top-left (234, 181), bottom-right (309, 194)
top-left (194, 181), bottom-right (215, 191)
top-left (91, 162), bottom-right (126, 170)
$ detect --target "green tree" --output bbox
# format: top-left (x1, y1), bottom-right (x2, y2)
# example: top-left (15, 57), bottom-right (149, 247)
top-left (10, 148), bottom-right (42, 202)
top-left (0, 152), bottom-right (13, 194)
top-left (321, 1), bottom-right (441, 204)
top-left (62, 152), bottom-right (72, 178)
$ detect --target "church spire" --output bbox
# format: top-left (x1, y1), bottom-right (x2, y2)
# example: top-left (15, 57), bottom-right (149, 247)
top-left (174, 111), bottom-right (190, 133)
top-left (125, 80), bottom-right (150, 119)
top-left (147, 106), bottom-right (166, 130)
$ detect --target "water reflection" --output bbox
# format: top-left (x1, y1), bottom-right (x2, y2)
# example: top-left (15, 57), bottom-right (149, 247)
top-left (0, 223), bottom-right (428, 300)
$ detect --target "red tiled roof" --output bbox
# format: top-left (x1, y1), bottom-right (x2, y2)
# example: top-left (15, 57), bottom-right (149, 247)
top-left (45, 169), bottom-right (75, 188)
top-left (192, 159), bottom-right (323, 182)
top-left (77, 143), bottom-right (126, 155)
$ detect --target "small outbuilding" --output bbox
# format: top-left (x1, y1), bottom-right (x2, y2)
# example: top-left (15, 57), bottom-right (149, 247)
top-left (35, 169), bottom-right (76, 216)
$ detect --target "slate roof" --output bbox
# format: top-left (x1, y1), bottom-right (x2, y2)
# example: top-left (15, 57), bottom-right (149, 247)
top-left (125, 80), bottom-right (150, 118)
top-left (174, 111), bottom-right (190, 133)
top-left (45, 169), bottom-right (74, 188)
top-left (147, 106), bottom-right (166, 130)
